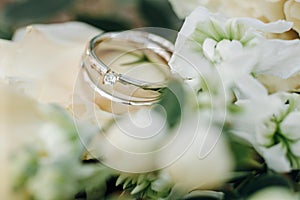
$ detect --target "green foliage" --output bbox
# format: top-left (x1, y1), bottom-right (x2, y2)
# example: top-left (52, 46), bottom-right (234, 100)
top-left (115, 172), bottom-right (173, 200)
top-left (157, 79), bottom-right (185, 129)
top-left (80, 165), bottom-right (114, 200)
top-left (0, 0), bottom-right (182, 39)
top-left (76, 15), bottom-right (131, 32)
top-left (1, 0), bottom-right (75, 25)
top-left (138, 0), bottom-right (183, 30)
top-left (0, 24), bottom-right (13, 40)
top-left (230, 140), bottom-right (263, 171)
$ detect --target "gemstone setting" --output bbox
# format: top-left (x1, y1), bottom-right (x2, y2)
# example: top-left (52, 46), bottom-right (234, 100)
top-left (103, 72), bottom-right (118, 85)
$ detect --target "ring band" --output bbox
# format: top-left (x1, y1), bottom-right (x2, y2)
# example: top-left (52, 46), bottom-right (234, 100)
top-left (80, 31), bottom-right (174, 113)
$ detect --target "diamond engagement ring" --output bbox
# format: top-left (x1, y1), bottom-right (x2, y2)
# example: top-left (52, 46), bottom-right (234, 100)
top-left (80, 30), bottom-right (175, 114)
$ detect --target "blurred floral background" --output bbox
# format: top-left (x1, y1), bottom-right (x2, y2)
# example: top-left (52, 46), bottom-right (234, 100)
top-left (0, 0), bottom-right (183, 40)
top-left (3, 0), bottom-right (300, 200)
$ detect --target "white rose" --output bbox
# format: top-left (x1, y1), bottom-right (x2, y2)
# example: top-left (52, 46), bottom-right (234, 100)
top-left (88, 108), bottom-right (169, 173)
top-left (0, 22), bottom-right (100, 107)
top-left (0, 83), bottom-right (99, 199)
top-left (0, 84), bottom-right (42, 199)
top-left (249, 187), bottom-right (298, 200)
top-left (284, 0), bottom-right (300, 34)
top-left (169, 0), bottom-right (285, 21)
top-left (159, 112), bottom-right (234, 192)
top-left (0, 21), bottom-right (117, 130)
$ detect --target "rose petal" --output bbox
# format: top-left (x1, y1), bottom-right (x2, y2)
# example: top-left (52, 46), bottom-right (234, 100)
top-left (13, 21), bottom-right (101, 46)
top-left (0, 22), bottom-right (101, 106)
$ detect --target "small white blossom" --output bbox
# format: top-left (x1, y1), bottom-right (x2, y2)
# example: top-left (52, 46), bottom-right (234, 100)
top-left (169, 6), bottom-right (300, 105)
top-left (233, 92), bottom-right (300, 172)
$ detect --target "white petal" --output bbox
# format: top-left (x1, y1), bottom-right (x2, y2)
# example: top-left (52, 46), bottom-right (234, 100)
top-left (0, 22), bottom-right (101, 106)
top-left (254, 39), bottom-right (300, 79)
top-left (0, 84), bottom-right (47, 198)
top-left (284, 0), bottom-right (300, 34)
top-left (236, 18), bottom-right (292, 33)
top-left (215, 39), bottom-right (243, 61)
top-left (260, 144), bottom-right (291, 172)
top-left (234, 75), bottom-right (268, 100)
top-left (160, 114), bottom-right (234, 192)
top-left (174, 6), bottom-right (225, 49)
top-left (290, 140), bottom-right (300, 157)
top-left (280, 111), bottom-right (300, 140)
top-left (90, 108), bottom-right (168, 173)
top-left (13, 21), bottom-right (101, 46)
top-left (255, 121), bottom-right (276, 146)
top-left (202, 38), bottom-right (217, 60)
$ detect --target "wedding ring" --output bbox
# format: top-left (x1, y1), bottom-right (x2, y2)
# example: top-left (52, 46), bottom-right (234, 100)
top-left (80, 30), bottom-right (174, 113)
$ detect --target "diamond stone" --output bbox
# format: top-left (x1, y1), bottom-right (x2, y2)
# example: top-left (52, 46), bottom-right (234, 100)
top-left (103, 72), bottom-right (117, 85)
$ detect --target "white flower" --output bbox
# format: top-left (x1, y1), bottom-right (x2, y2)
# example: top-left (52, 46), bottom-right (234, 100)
top-left (169, 7), bottom-right (300, 102)
top-left (249, 187), bottom-right (299, 200)
top-left (0, 21), bottom-right (116, 133)
top-left (88, 108), bottom-right (169, 173)
top-left (158, 110), bottom-right (234, 192)
top-left (233, 92), bottom-right (300, 172)
top-left (0, 22), bottom-right (100, 106)
top-left (0, 84), bottom-right (41, 199)
top-left (280, 112), bottom-right (300, 140)
top-left (0, 83), bottom-right (97, 199)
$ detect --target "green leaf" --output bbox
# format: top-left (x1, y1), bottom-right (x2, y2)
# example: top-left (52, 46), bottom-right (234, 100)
top-left (225, 131), bottom-right (264, 171)
top-left (138, 0), bottom-right (183, 29)
top-left (0, 24), bottom-right (13, 40)
top-left (116, 174), bottom-right (127, 186)
top-left (76, 15), bottom-right (131, 32)
top-left (156, 79), bottom-right (185, 129)
top-left (79, 165), bottom-right (114, 200)
top-left (130, 182), bottom-right (149, 195)
top-left (1, 0), bottom-right (75, 25)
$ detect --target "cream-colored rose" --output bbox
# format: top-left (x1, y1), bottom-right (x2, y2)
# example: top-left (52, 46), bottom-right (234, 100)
top-left (88, 108), bottom-right (169, 173)
top-left (0, 84), bottom-right (47, 199)
top-left (285, 0), bottom-right (300, 34)
top-left (169, 0), bottom-right (300, 38)
top-left (0, 22), bottom-right (117, 129)
top-left (0, 22), bottom-right (100, 107)
top-left (0, 83), bottom-right (99, 200)
top-left (258, 73), bottom-right (300, 93)
top-left (169, 0), bottom-right (286, 21)
top-left (158, 110), bottom-right (234, 193)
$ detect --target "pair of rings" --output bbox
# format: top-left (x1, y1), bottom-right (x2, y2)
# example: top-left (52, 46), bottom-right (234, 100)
top-left (80, 30), bottom-right (175, 114)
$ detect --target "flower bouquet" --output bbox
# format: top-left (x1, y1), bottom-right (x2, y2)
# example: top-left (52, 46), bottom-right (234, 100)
top-left (2, 1), bottom-right (300, 200)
